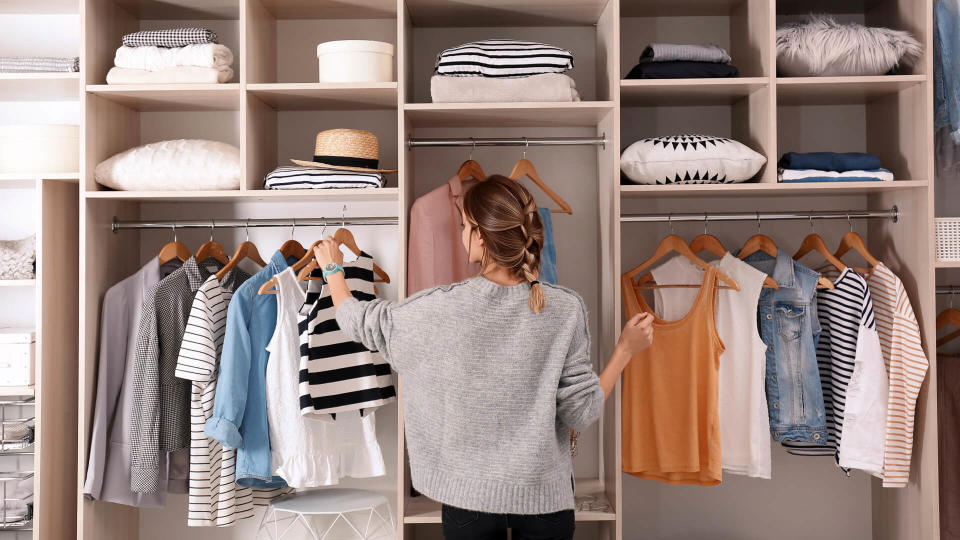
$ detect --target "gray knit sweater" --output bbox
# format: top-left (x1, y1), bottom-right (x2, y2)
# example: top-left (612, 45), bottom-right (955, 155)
top-left (335, 277), bottom-right (604, 514)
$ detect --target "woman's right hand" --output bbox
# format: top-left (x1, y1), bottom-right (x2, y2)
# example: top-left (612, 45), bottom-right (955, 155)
top-left (616, 313), bottom-right (654, 357)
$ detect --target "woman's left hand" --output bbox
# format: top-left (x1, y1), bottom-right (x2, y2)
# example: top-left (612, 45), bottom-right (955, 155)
top-left (313, 236), bottom-right (344, 268)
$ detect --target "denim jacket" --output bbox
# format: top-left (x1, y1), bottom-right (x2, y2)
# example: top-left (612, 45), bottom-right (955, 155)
top-left (744, 251), bottom-right (827, 443)
top-left (205, 250), bottom-right (296, 488)
top-left (935, 0), bottom-right (960, 133)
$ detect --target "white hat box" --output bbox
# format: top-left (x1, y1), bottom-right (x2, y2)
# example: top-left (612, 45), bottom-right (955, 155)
top-left (0, 329), bottom-right (35, 387)
top-left (316, 40), bottom-right (395, 83)
top-left (0, 124), bottom-right (79, 174)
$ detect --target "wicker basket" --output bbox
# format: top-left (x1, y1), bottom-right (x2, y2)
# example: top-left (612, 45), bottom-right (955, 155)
top-left (936, 218), bottom-right (960, 261)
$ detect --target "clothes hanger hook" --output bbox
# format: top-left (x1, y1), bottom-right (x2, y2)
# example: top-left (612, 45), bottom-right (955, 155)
top-left (210, 220), bottom-right (215, 242)
top-left (322, 219), bottom-right (327, 238)
top-left (341, 204), bottom-right (347, 228)
top-left (245, 218), bottom-right (250, 243)
top-left (171, 223), bottom-right (177, 244)
top-left (847, 213), bottom-right (853, 232)
top-left (469, 138), bottom-right (476, 161)
top-left (667, 213), bottom-right (674, 235)
top-left (704, 213), bottom-right (708, 236)
top-left (523, 137), bottom-right (528, 160)
top-left (290, 218), bottom-right (296, 239)
top-left (809, 214), bottom-right (815, 234)
top-left (756, 211), bottom-right (761, 233)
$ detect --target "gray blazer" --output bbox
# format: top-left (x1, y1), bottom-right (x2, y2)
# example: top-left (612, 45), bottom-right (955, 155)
top-left (83, 258), bottom-right (188, 506)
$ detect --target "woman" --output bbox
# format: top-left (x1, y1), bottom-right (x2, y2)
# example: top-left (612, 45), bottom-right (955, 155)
top-left (314, 175), bottom-right (653, 540)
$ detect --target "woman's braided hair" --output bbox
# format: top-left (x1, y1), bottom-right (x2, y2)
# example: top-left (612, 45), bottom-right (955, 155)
top-left (462, 175), bottom-right (545, 313)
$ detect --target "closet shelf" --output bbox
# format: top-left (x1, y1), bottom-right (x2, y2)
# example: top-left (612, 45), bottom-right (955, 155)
top-left (620, 180), bottom-right (929, 198)
top-left (776, 75), bottom-right (926, 105)
top-left (405, 0), bottom-right (606, 26)
top-left (107, 0), bottom-right (238, 19)
top-left (0, 280), bottom-right (36, 287)
top-left (0, 0), bottom-right (77, 13)
top-left (85, 188), bottom-right (399, 202)
top-left (0, 173), bottom-right (77, 183)
top-left (258, 0), bottom-right (396, 18)
top-left (86, 84), bottom-right (241, 111)
top-left (620, 78), bottom-right (768, 106)
top-left (248, 82), bottom-right (398, 111)
top-left (621, 0), bottom-right (743, 17)
top-left (936, 260), bottom-right (960, 269)
top-left (0, 387), bottom-right (33, 398)
top-left (0, 73), bottom-right (79, 101)
top-left (404, 102), bottom-right (614, 127)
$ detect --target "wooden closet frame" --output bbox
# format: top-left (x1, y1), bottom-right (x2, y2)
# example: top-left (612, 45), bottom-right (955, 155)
top-left (35, 0), bottom-right (937, 538)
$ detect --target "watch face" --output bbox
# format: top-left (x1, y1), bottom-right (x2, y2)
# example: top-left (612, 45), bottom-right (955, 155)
top-left (324, 262), bottom-right (339, 272)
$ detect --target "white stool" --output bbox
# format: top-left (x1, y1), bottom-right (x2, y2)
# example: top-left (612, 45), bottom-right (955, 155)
top-left (257, 488), bottom-right (395, 540)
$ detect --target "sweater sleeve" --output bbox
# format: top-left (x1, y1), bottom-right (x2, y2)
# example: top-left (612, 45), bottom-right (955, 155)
top-left (556, 301), bottom-right (604, 432)
top-left (336, 296), bottom-right (403, 372)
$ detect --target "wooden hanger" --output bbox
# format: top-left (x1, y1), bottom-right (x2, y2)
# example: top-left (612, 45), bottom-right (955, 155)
top-left (457, 140), bottom-right (486, 182)
top-left (739, 233), bottom-right (833, 289)
top-left (834, 230), bottom-right (879, 274)
top-left (297, 227), bottom-right (391, 284)
top-left (216, 221), bottom-right (267, 281)
top-left (280, 240), bottom-right (306, 261)
top-left (794, 233), bottom-right (847, 272)
top-left (937, 308), bottom-right (960, 347)
top-left (157, 225), bottom-right (190, 265)
top-left (194, 221), bottom-right (229, 265)
top-left (689, 231), bottom-right (779, 289)
top-left (261, 223), bottom-right (327, 294)
top-left (624, 235), bottom-right (740, 291)
top-left (508, 145), bottom-right (573, 214)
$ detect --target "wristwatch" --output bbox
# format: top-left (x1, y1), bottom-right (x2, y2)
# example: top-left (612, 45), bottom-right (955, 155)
top-left (322, 262), bottom-right (344, 281)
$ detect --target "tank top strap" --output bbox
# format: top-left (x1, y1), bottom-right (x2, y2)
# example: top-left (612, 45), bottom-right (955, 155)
top-left (692, 266), bottom-right (724, 353)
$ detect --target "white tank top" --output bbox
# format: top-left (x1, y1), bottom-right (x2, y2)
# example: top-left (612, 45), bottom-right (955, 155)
top-left (651, 252), bottom-right (772, 479)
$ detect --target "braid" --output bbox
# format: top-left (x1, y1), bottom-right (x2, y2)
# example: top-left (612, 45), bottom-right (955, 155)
top-left (519, 198), bottom-right (545, 314)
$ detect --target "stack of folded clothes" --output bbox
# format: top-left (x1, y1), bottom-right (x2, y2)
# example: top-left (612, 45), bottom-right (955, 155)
top-left (0, 56), bottom-right (78, 73)
top-left (263, 166), bottom-right (384, 190)
top-left (106, 28), bottom-right (234, 84)
top-left (777, 152), bottom-right (894, 183)
top-left (431, 39), bottom-right (579, 103)
top-left (625, 43), bottom-right (739, 79)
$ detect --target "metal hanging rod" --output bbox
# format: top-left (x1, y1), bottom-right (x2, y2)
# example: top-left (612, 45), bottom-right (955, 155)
top-left (938, 286), bottom-right (960, 295)
top-left (407, 134), bottom-right (607, 150)
top-left (112, 216), bottom-right (398, 233)
top-left (620, 206), bottom-right (899, 224)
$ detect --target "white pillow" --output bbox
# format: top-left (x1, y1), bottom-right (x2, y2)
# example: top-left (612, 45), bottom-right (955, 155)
top-left (94, 139), bottom-right (240, 191)
top-left (620, 135), bottom-right (766, 185)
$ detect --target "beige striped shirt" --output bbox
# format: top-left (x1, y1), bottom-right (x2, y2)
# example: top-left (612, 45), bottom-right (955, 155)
top-left (866, 263), bottom-right (929, 487)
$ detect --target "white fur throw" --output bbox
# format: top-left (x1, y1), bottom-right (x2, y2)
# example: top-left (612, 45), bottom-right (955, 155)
top-left (777, 14), bottom-right (921, 77)
top-left (0, 236), bottom-right (35, 280)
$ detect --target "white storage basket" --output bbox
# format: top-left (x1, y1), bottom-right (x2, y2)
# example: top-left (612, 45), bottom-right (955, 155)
top-left (316, 40), bottom-right (395, 83)
top-left (0, 330), bottom-right (34, 388)
top-left (936, 218), bottom-right (960, 261)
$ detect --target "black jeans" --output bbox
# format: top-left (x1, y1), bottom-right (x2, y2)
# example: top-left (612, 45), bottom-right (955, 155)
top-left (441, 504), bottom-right (575, 540)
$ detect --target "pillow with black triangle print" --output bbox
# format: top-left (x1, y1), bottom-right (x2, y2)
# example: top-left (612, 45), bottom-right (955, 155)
top-left (620, 134), bottom-right (766, 185)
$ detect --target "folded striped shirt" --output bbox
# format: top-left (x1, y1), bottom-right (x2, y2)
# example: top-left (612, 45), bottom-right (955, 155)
top-left (778, 168), bottom-right (894, 182)
top-left (435, 39), bottom-right (574, 78)
top-left (123, 28), bottom-right (218, 48)
top-left (264, 166), bottom-right (383, 190)
top-left (0, 56), bottom-right (78, 73)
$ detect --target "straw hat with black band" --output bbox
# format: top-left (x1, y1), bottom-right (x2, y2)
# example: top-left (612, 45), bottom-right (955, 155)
top-left (291, 128), bottom-right (397, 173)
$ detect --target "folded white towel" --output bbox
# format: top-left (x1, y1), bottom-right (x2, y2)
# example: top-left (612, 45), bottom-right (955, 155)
top-left (431, 73), bottom-right (580, 103)
top-left (106, 65), bottom-right (234, 84)
top-left (114, 43), bottom-right (233, 71)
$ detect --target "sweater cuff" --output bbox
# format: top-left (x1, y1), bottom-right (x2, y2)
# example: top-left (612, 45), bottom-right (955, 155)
top-left (205, 416), bottom-right (242, 449)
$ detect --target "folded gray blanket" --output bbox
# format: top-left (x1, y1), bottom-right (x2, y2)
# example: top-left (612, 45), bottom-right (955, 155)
top-left (640, 43), bottom-right (731, 64)
top-left (122, 28), bottom-right (218, 48)
top-left (0, 56), bottom-right (78, 73)
top-left (431, 73), bottom-right (581, 103)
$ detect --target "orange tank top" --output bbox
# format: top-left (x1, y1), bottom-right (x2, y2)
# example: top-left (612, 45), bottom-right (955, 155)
top-left (621, 266), bottom-right (724, 486)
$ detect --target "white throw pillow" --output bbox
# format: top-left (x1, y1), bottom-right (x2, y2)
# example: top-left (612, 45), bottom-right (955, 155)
top-left (620, 135), bottom-right (766, 185)
top-left (94, 139), bottom-right (241, 191)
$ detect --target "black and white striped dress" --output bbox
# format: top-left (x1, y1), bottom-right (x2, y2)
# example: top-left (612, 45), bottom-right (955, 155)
top-left (782, 268), bottom-right (876, 460)
top-left (435, 39), bottom-right (574, 78)
top-left (175, 272), bottom-right (255, 527)
top-left (297, 252), bottom-right (396, 419)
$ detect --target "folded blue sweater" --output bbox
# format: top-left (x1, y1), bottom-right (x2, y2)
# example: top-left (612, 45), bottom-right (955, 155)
top-left (777, 152), bottom-right (882, 172)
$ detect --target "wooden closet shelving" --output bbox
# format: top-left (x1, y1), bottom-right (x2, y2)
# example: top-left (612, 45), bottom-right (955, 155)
top-left (72, 0), bottom-right (939, 538)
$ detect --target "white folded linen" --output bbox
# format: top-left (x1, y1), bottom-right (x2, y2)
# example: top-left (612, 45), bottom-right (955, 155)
top-left (430, 73), bottom-right (580, 103)
top-left (114, 43), bottom-right (233, 71)
top-left (778, 168), bottom-right (894, 182)
top-left (106, 65), bottom-right (234, 84)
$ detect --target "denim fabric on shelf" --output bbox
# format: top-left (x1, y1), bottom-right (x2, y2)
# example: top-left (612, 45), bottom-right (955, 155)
top-left (935, 0), bottom-right (960, 133)
top-left (743, 250), bottom-right (828, 444)
top-left (538, 207), bottom-right (558, 285)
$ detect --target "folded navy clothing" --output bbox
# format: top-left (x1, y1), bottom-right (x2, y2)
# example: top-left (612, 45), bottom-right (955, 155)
top-left (625, 61), bottom-right (739, 79)
top-left (777, 152), bottom-right (882, 172)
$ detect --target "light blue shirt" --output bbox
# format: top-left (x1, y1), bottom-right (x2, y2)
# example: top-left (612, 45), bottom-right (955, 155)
top-left (205, 250), bottom-right (295, 488)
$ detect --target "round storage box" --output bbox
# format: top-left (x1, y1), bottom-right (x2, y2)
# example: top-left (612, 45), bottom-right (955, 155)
top-left (0, 124), bottom-right (79, 174)
top-left (316, 40), bottom-right (395, 83)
